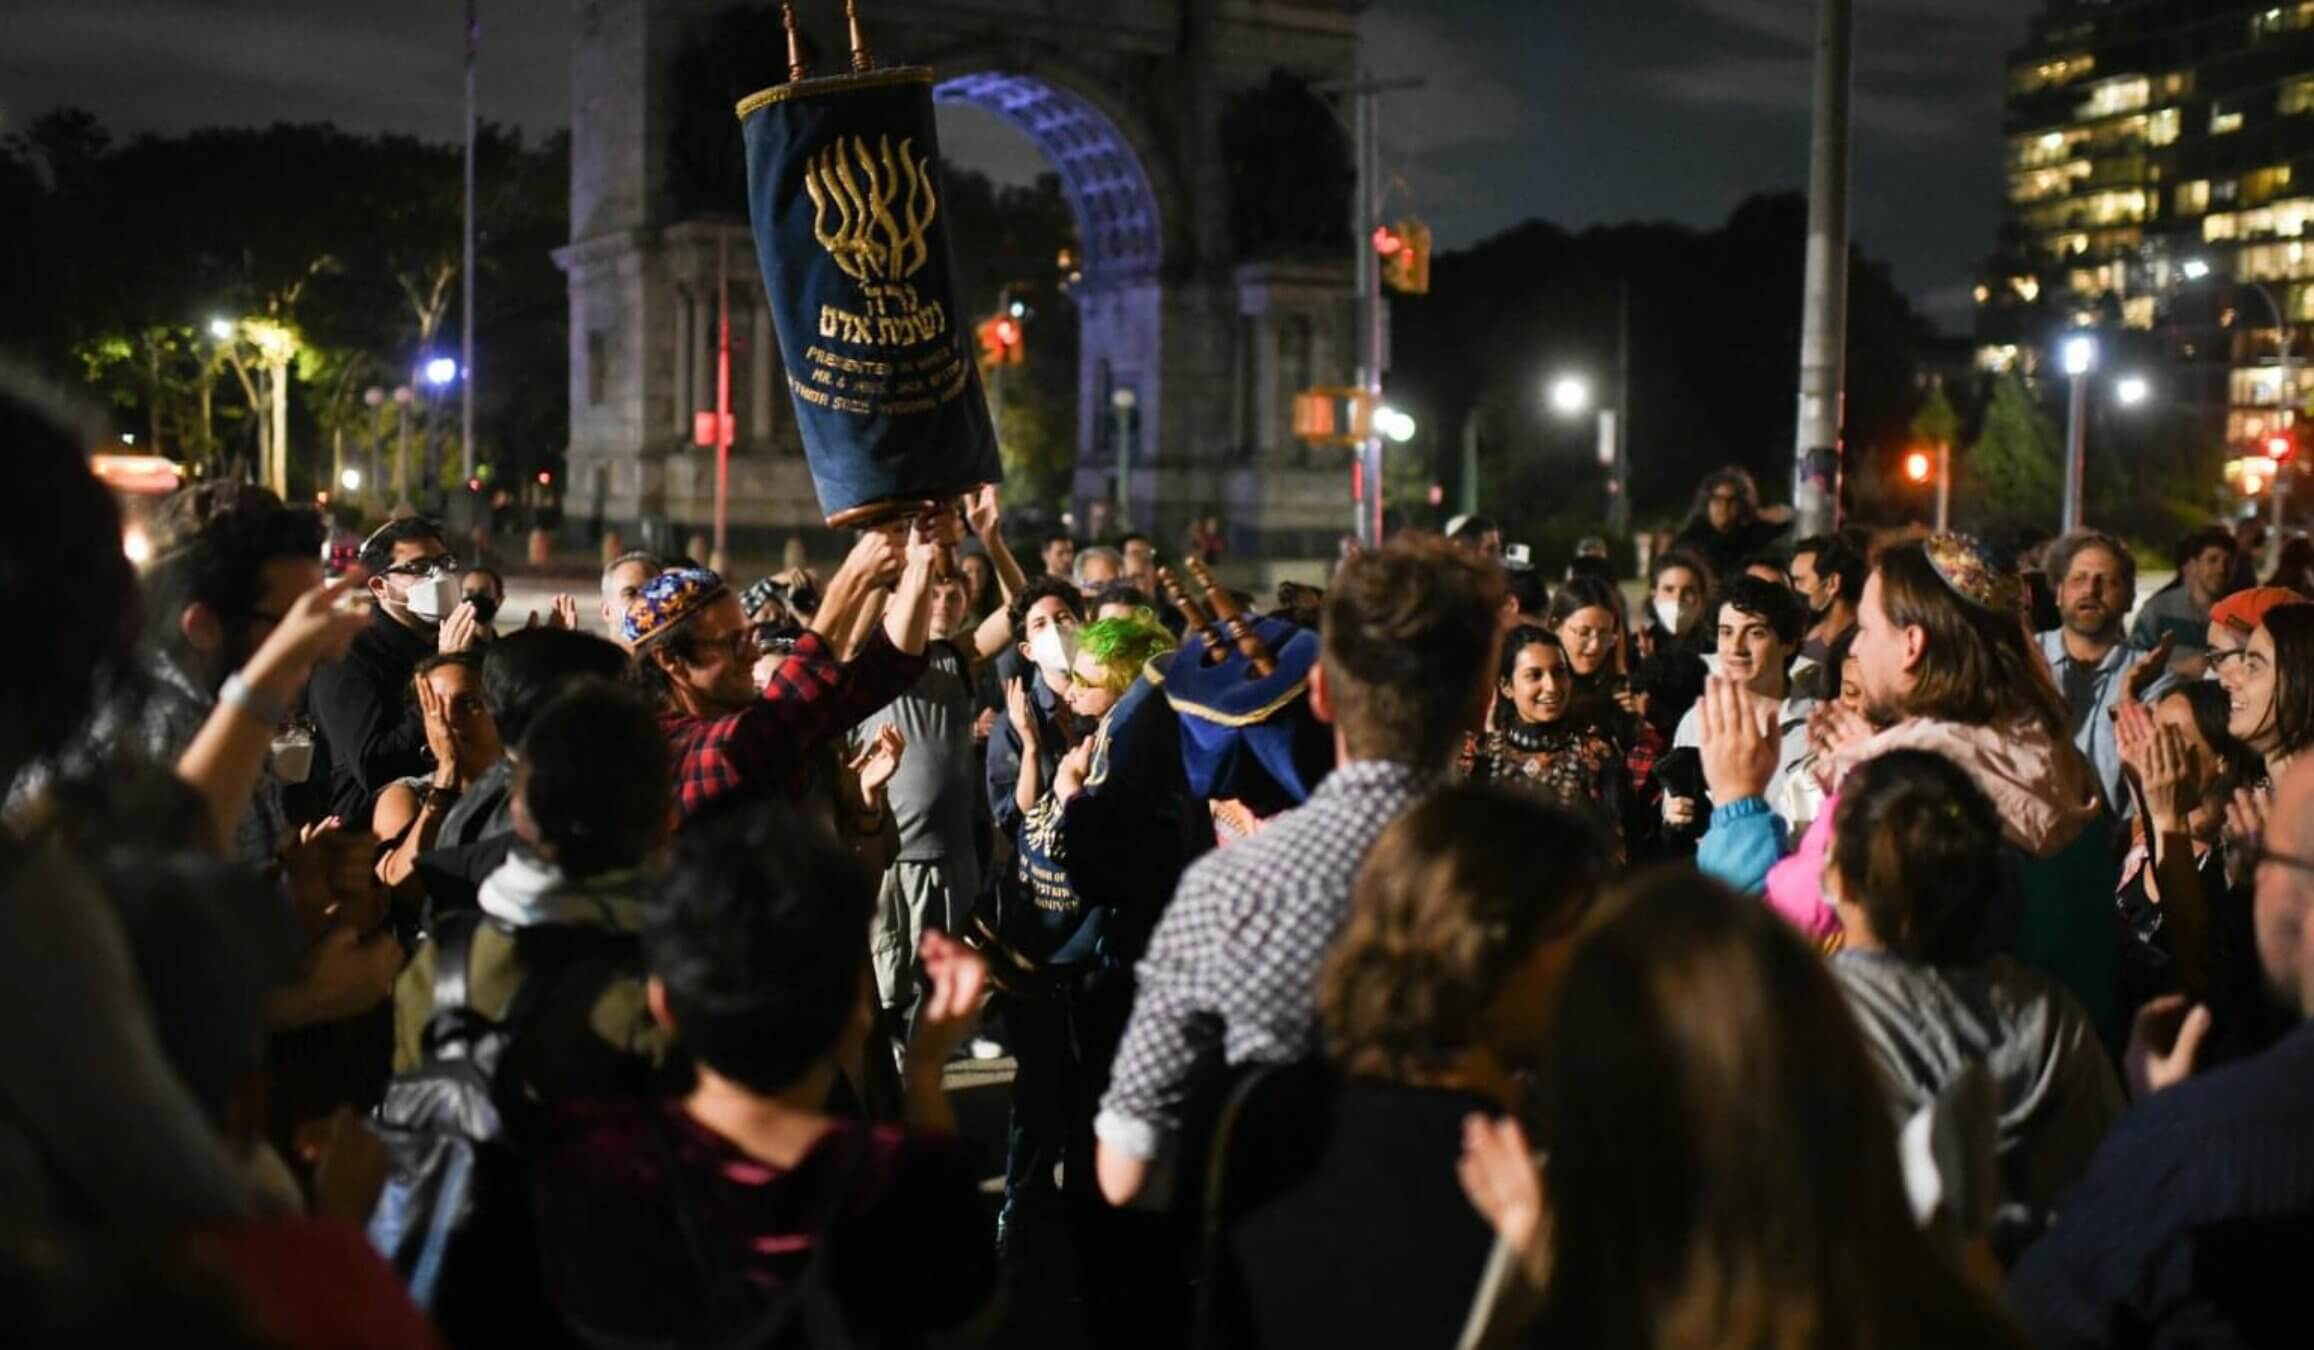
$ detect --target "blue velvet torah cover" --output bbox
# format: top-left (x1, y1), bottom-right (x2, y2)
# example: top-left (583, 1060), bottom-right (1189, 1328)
top-left (1159, 616), bottom-right (1334, 812)
top-left (737, 68), bottom-right (1001, 524)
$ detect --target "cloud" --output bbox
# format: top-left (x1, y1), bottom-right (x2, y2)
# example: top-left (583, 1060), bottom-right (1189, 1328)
top-left (1645, 0), bottom-right (2019, 142)
top-left (1360, 5), bottom-right (1536, 154)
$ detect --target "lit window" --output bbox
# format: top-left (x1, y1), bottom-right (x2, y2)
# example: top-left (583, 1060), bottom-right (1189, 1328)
top-left (2207, 213), bottom-right (2240, 242)
top-left (2122, 296), bottom-right (2157, 329)
top-left (2149, 108), bottom-right (2182, 145)
top-left (2079, 77), bottom-right (2151, 117)
top-left (2177, 180), bottom-right (2212, 214)
top-left (2213, 106), bottom-right (2245, 134)
top-left (2012, 276), bottom-right (2043, 302)
top-left (2284, 75), bottom-right (2314, 114)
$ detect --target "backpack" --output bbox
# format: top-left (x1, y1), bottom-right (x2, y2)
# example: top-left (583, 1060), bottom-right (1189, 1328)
top-left (365, 911), bottom-right (569, 1341)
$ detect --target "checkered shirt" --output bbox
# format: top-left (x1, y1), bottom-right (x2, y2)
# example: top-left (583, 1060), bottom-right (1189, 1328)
top-left (661, 628), bottom-right (926, 824)
top-left (1093, 758), bottom-right (1440, 1161)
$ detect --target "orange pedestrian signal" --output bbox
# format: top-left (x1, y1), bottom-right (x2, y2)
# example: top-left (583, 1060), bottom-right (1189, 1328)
top-left (1903, 451), bottom-right (1932, 483)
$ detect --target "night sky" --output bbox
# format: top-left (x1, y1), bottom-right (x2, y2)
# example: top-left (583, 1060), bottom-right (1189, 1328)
top-left (1, 0), bottom-right (2022, 332)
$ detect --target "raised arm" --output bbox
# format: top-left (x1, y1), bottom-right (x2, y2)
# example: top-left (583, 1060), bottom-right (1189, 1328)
top-left (965, 486), bottom-right (1028, 666)
top-left (177, 578), bottom-right (367, 853)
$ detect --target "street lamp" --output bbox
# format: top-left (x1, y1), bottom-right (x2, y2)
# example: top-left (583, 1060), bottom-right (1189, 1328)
top-left (423, 356), bottom-right (460, 387)
top-left (1375, 405), bottom-right (1417, 444)
top-left (2115, 375), bottom-right (2151, 407)
top-left (341, 467), bottom-right (364, 492)
top-left (1547, 372), bottom-right (1621, 523)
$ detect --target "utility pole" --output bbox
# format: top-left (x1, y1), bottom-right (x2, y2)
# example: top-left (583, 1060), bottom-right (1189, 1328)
top-left (1792, 0), bottom-right (1854, 537)
top-left (1320, 71), bottom-right (1423, 550)
top-left (714, 231), bottom-right (733, 571)
top-left (1611, 278), bottom-right (1631, 535)
top-left (460, 0), bottom-right (479, 481)
top-left (2063, 365), bottom-right (2088, 535)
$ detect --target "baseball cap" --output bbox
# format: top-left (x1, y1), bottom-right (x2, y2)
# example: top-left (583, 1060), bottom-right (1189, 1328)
top-left (2210, 586), bottom-right (2310, 636)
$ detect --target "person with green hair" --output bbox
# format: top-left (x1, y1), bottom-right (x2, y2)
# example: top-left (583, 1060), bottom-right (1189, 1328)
top-left (993, 612), bottom-right (1176, 1260)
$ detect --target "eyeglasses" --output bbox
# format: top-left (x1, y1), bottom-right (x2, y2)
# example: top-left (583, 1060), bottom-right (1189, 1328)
top-left (381, 553), bottom-right (461, 578)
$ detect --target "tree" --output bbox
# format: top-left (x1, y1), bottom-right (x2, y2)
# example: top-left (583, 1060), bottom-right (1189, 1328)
top-left (1958, 373), bottom-right (2061, 531)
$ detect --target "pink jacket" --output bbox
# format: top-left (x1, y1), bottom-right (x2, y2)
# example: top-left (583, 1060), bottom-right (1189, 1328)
top-left (1764, 714), bottom-right (2102, 943)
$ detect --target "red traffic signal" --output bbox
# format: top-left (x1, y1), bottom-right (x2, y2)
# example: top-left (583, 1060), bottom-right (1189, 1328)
top-left (2268, 432), bottom-right (2295, 462)
top-left (975, 313), bottom-right (1025, 369)
top-left (1903, 451), bottom-right (1933, 483)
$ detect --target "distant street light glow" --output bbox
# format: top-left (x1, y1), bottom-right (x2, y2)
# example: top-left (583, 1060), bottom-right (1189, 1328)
top-left (2116, 375), bottom-right (2151, 406)
top-left (1375, 406), bottom-right (1418, 443)
top-left (2182, 259), bottom-right (2213, 281)
top-left (208, 317), bottom-right (235, 340)
top-left (1548, 375), bottom-right (1593, 417)
top-left (1903, 451), bottom-right (1932, 483)
top-left (2061, 335), bottom-right (2097, 377)
top-left (341, 467), bottom-right (363, 491)
top-left (423, 357), bottom-right (460, 386)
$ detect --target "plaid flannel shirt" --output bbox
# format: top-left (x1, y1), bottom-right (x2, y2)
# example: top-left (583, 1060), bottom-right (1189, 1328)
top-left (662, 628), bottom-right (927, 824)
top-left (1093, 759), bottom-right (1440, 1165)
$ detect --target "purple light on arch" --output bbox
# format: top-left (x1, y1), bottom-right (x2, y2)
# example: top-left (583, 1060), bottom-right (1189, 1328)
top-left (933, 71), bottom-right (1162, 284)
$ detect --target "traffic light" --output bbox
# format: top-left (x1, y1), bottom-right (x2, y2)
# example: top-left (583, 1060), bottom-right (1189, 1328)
top-left (2269, 431), bottom-right (2295, 462)
top-left (1374, 218), bottom-right (1432, 295)
top-left (975, 313), bottom-right (1025, 369)
top-left (1903, 451), bottom-right (1932, 483)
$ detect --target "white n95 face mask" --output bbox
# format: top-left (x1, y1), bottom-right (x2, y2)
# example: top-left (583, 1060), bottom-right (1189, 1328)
top-left (405, 571), bottom-right (461, 623)
top-left (1652, 597), bottom-right (1697, 636)
top-left (1029, 625), bottom-right (1079, 678)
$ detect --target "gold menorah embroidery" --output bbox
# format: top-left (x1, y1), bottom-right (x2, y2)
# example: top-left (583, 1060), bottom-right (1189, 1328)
top-left (804, 134), bottom-right (938, 285)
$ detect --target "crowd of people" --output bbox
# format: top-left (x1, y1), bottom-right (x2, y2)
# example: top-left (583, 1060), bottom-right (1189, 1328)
top-left (8, 351), bottom-right (2314, 1350)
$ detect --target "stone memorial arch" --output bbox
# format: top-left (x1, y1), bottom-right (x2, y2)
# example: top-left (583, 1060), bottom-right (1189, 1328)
top-left (560, 0), bottom-right (1360, 557)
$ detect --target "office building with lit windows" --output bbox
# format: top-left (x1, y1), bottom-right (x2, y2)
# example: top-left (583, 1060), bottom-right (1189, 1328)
top-left (1980, 1), bottom-right (2314, 454)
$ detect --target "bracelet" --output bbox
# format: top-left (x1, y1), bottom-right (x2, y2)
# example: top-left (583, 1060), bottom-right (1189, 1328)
top-left (220, 671), bottom-right (291, 728)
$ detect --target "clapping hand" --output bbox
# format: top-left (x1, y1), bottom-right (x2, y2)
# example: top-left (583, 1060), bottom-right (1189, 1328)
top-left (2126, 632), bottom-right (2177, 701)
top-left (437, 600), bottom-right (483, 654)
top-left (1698, 674), bottom-right (1777, 806)
top-left (2117, 699), bottom-right (2198, 831)
top-left (529, 594), bottom-right (581, 630)
top-left (2125, 993), bottom-right (2212, 1100)
top-left (850, 723), bottom-right (906, 802)
top-left (1005, 677), bottom-right (1040, 751)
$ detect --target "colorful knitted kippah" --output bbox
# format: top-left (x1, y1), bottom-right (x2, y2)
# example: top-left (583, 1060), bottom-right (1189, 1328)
top-left (624, 567), bottom-right (728, 646)
top-left (1922, 532), bottom-right (2024, 616)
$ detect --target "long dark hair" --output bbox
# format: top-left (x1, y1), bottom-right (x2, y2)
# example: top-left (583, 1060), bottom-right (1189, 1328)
top-left (2164, 681), bottom-right (2260, 797)
top-left (1532, 873), bottom-right (2030, 1350)
top-left (2260, 603), bottom-right (2314, 762)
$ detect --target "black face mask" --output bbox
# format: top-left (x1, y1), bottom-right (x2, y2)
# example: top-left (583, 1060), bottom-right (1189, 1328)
top-left (465, 592), bottom-right (500, 625)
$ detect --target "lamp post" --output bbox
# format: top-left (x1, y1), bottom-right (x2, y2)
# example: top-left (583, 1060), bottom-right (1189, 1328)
top-left (393, 385), bottom-right (417, 508)
top-left (1547, 374), bottom-right (1619, 524)
top-left (1110, 387), bottom-right (1137, 533)
top-left (2060, 335), bottom-right (2096, 534)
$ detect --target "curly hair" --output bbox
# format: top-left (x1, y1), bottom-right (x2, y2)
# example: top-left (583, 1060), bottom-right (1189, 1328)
top-left (1319, 786), bottom-right (1609, 1079)
top-left (1075, 615), bottom-right (1176, 693)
